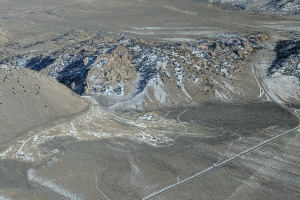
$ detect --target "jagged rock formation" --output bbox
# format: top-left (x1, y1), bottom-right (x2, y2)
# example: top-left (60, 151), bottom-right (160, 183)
top-left (204, 0), bottom-right (300, 16)
top-left (86, 45), bottom-right (137, 96)
top-left (268, 40), bottom-right (300, 81)
top-left (1, 30), bottom-right (269, 111)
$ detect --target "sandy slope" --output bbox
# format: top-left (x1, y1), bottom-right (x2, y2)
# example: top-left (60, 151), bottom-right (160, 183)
top-left (0, 65), bottom-right (89, 146)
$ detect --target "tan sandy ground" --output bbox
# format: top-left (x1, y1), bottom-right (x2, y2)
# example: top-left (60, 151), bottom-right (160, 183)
top-left (0, 65), bottom-right (89, 150)
top-left (0, 0), bottom-right (299, 199)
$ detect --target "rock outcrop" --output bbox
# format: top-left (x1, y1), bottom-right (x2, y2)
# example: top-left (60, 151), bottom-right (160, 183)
top-left (204, 0), bottom-right (300, 16)
top-left (268, 40), bottom-right (300, 81)
top-left (1, 30), bottom-right (269, 111)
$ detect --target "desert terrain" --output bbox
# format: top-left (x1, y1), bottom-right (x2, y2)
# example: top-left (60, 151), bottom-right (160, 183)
top-left (0, 0), bottom-right (300, 199)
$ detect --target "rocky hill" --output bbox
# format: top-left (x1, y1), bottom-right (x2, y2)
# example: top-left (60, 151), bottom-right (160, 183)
top-left (268, 40), bottom-right (300, 80)
top-left (1, 30), bottom-right (269, 111)
top-left (0, 65), bottom-right (89, 146)
top-left (204, 0), bottom-right (300, 16)
top-left (264, 39), bottom-right (300, 106)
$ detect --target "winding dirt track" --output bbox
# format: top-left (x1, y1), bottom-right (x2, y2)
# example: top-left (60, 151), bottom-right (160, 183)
top-left (143, 43), bottom-right (300, 200)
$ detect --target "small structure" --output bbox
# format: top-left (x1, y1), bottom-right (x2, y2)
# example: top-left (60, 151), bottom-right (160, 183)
top-left (139, 114), bottom-right (154, 120)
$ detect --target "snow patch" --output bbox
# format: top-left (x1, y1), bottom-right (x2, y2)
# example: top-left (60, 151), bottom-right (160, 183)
top-left (27, 168), bottom-right (80, 200)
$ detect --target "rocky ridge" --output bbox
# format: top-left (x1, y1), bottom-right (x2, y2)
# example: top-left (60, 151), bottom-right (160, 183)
top-left (204, 0), bottom-right (300, 16)
top-left (268, 40), bottom-right (300, 81)
top-left (1, 30), bottom-right (269, 111)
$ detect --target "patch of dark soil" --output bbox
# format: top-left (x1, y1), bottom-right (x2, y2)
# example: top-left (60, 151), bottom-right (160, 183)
top-left (160, 102), bottom-right (298, 136)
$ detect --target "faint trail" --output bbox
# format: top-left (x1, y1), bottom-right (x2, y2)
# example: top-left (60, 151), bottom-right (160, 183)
top-left (251, 50), bottom-right (266, 100)
top-left (52, 172), bottom-right (90, 182)
top-left (95, 174), bottom-right (110, 200)
top-left (16, 137), bottom-right (31, 155)
top-left (71, 2), bottom-right (100, 13)
top-left (214, 133), bottom-right (242, 165)
top-left (19, 14), bottom-right (36, 25)
top-left (106, 144), bottom-right (131, 153)
top-left (177, 109), bottom-right (188, 134)
top-left (52, 8), bottom-right (64, 19)
top-left (163, 111), bottom-right (170, 118)
top-left (137, 0), bottom-right (197, 16)
top-left (173, 109), bottom-right (188, 140)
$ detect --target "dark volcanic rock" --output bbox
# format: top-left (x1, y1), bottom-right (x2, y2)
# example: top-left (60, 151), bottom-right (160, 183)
top-left (0, 30), bottom-right (268, 110)
top-left (268, 40), bottom-right (300, 81)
